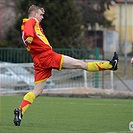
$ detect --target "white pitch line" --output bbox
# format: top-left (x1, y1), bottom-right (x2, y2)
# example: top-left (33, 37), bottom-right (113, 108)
top-left (35, 101), bottom-right (130, 107)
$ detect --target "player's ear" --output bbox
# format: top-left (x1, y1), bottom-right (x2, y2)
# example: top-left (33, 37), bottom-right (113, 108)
top-left (32, 12), bottom-right (36, 17)
top-left (29, 11), bottom-right (36, 18)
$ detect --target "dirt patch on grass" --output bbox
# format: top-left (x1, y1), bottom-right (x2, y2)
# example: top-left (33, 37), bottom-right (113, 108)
top-left (42, 88), bottom-right (133, 99)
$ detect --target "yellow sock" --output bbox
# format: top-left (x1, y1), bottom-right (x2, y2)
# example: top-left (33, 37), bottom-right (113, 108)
top-left (88, 61), bottom-right (112, 72)
top-left (20, 92), bottom-right (35, 115)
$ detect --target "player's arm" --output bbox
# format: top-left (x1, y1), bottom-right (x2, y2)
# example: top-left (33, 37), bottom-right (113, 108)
top-left (24, 18), bottom-right (36, 44)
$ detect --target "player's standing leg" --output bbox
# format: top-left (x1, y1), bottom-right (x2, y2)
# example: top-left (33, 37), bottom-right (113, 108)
top-left (14, 82), bottom-right (46, 126)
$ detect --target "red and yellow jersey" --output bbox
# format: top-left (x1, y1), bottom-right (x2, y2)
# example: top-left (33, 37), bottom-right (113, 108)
top-left (21, 18), bottom-right (52, 57)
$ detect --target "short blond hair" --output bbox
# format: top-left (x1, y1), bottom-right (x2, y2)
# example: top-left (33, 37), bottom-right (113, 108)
top-left (28, 5), bottom-right (45, 16)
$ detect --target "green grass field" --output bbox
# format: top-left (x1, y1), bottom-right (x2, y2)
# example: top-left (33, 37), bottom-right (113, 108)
top-left (0, 96), bottom-right (133, 133)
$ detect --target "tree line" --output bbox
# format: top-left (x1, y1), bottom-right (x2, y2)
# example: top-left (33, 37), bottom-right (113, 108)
top-left (0, 0), bottom-right (114, 48)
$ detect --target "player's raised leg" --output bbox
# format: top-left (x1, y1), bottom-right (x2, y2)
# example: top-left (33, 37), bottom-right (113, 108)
top-left (62, 52), bottom-right (118, 71)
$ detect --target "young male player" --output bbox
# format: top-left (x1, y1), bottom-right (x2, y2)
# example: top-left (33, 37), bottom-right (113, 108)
top-left (13, 4), bottom-right (118, 126)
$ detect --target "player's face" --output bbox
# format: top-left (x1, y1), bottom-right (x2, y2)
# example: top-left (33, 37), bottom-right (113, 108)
top-left (35, 9), bottom-right (44, 22)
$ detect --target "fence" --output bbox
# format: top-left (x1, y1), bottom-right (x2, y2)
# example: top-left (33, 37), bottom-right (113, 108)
top-left (0, 48), bottom-right (99, 63)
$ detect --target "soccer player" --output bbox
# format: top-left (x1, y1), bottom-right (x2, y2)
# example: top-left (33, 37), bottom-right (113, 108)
top-left (13, 4), bottom-right (118, 126)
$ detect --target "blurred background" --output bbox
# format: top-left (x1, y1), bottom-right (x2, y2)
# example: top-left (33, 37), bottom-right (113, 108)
top-left (1, 0), bottom-right (133, 53)
top-left (0, 0), bottom-right (133, 95)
